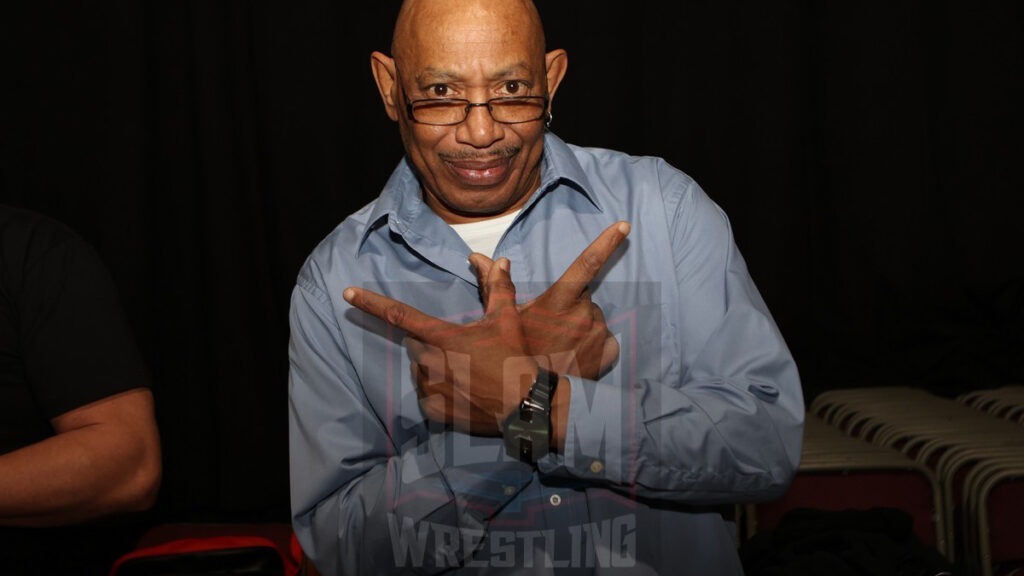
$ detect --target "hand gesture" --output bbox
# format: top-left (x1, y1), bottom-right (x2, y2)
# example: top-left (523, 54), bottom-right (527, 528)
top-left (344, 221), bottom-right (631, 437)
top-left (344, 257), bottom-right (537, 436)
top-left (473, 221), bottom-right (631, 379)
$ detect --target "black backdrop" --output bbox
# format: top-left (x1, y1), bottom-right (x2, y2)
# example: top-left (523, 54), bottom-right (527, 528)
top-left (1, 1), bottom-right (1021, 524)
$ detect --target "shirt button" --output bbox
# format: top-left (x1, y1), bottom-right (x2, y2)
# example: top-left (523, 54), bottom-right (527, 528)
top-left (549, 494), bottom-right (562, 507)
top-left (504, 485), bottom-right (516, 496)
top-left (590, 460), bottom-right (604, 474)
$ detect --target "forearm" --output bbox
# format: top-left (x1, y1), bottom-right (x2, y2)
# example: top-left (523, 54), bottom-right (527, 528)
top-left (541, 370), bottom-right (803, 504)
top-left (0, 422), bottom-right (160, 526)
top-left (535, 168), bottom-right (804, 503)
top-left (298, 453), bottom-right (456, 576)
top-left (295, 436), bottom-right (532, 576)
top-left (541, 364), bottom-right (795, 502)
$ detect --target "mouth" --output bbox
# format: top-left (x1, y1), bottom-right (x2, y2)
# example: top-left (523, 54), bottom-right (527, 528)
top-left (442, 150), bottom-right (518, 187)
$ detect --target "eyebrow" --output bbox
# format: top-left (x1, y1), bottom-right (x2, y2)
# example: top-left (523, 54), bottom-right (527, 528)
top-left (416, 62), bottom-right (532, 84)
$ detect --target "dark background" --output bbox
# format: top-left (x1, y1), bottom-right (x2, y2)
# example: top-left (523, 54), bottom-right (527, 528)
top-left (1, 1), bottom-right (1020, 525)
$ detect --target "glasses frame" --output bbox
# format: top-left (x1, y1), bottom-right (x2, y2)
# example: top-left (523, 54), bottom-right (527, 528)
top-left (404, 95), bottom-right (550, 126)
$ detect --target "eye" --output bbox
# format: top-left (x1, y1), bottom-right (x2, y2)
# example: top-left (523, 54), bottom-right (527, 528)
top-left (428, 84), bottom-right (449, 98)
top-left (503, 80), bottom-right (524, 94)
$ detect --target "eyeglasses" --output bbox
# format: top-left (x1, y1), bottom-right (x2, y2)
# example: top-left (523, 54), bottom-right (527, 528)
top-left (405, 96), bottom-right (549, 126)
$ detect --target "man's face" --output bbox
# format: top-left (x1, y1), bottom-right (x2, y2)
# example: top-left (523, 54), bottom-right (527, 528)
top-left (372, 1), bottom-right (567, 224)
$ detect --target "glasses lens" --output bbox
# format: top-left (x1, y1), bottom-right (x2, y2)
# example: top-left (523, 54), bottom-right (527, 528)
top-left (491, 98), bottom-right (546, 123)
top-left (411, 100), bottom-right (466, 125)
top-left (409, 97), bottom-right (547, 125)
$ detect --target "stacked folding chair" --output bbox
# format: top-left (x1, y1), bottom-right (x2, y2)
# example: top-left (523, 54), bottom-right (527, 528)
top-left (955, 385), bottom-right (1024, 573)
top-left (960, 385), bottom-right (1024, 426)
top-left (746, 408), bottom-right (942, 550)
top-left (806, 387), bottom-right (1024, 576)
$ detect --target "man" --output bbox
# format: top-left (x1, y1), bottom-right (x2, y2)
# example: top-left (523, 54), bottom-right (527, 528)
top-left (289, 0), bottom-right (803, 573)
top-left (0, 205), bottom-right (162, 574)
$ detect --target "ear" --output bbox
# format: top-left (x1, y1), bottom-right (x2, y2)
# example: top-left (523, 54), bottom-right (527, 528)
top-left (370, 51), bottom-right (400, 122)
top-left (543, 49), bottom-right (569, 106)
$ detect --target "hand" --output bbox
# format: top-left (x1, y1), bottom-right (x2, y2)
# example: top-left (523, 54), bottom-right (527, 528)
top-left (344, 257), bottom-right (537, 436)
top-left (473, 221), bottom-right (631, 380)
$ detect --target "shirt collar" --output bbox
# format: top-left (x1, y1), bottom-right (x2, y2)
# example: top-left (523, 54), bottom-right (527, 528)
top-left (532, 132), bottom-right (603, 212)
top-left (358, 132), bottom-right (602, 252)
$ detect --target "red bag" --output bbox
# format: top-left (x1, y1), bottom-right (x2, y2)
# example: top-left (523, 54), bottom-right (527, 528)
top-left (109, 532), bottom-right (301, 576)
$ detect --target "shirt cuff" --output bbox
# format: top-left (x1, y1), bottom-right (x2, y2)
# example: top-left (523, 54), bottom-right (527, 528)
top-left (537, 375), bottom-right (639, 486)
top-left (436, 442), bottom-right (535, 531)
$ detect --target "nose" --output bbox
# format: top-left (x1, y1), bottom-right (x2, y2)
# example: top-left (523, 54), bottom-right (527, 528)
top-left (455, 103), bottom-right (504, 149)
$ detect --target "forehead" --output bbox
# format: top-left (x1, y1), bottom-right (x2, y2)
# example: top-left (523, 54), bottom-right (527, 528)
top-left (397, 1), bottom-right (543, 79)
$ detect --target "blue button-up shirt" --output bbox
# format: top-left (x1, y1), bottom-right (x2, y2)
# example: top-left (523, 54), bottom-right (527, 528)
top-left (289, 133), bottom-right (804, 575)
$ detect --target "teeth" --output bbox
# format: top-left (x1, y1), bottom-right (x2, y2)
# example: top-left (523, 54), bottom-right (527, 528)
top-left (456, 161), bottom-right (501, 170)
top-left (447, 160), bottom-right (508, 185)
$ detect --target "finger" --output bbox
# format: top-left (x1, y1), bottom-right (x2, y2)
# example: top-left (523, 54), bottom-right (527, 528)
top-left (482, 257), bottom-right (518, 315)
top-left (344, 287), bottom-right (448, 341)
top-left (413, 361), bottom-right (450, 401)
top-left (416, 367), bottom-right (445, 396)
top-left (410, 361), bottom-right (428, 397)
top-left (468, 252), bottom-right (496, 306)
top-left (600, 336), bottom-right (621, 376)
top-left (549, 221), bottom-right (630, 309)
top-left (419, 394), bottom-right (451, 425)
top-left (590, 300), bottom-right (607, 326)
top-left (406, 338), bottom-right (446, 367)
top-left (469, 252), bottom-right (495, 280)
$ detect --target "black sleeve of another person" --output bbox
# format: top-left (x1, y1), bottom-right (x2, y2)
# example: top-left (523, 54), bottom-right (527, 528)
top-left (1, 206), bottom-right (150, 433)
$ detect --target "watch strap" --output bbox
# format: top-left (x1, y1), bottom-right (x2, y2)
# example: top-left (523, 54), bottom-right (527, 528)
top-left (526, 367), bottom-right (559, 414)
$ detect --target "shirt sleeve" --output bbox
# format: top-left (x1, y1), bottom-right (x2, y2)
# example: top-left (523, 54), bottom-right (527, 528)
top-left (288, 266), bottom-right (532, 575)
top-left (17, 224), bottom-right (151, 420)
top-left (537, 167), bottom-right (805, 504)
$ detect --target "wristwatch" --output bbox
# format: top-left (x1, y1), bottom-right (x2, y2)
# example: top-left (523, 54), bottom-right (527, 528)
top-left (502, 367), bottom-right (560, 463)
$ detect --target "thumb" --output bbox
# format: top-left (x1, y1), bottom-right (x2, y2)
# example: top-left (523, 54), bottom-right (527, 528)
top-left (482, 257), bottom-right (517, 315)
top-left (468, 252), bottom-right (496, 305)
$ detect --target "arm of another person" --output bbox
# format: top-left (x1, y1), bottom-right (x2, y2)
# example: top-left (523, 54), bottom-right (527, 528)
top-left (0, 225), bottom-right (160, 526)
top-left (0, 387), bottom-right (161, 526)
top-left (539, 167), bottom-right (805, 504)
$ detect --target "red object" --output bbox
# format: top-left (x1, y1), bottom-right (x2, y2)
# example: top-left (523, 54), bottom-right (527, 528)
top-left (109, 524), bottom-right (300, 576)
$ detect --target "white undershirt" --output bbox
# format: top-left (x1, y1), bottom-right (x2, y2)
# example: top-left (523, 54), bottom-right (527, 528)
top-left (449, 210), bottom-right (521, 258)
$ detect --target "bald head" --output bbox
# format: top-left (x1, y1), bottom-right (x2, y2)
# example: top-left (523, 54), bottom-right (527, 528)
top-left (391, 0), bottom-right (546, 65)
top-left (369, 0), bottom-right (567, 222)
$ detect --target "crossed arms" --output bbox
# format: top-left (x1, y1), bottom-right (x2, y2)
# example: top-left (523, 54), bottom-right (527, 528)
top-left (290, 190), bottom-right (803, 573)
top-left (342, 221), bottom-right (632, 447)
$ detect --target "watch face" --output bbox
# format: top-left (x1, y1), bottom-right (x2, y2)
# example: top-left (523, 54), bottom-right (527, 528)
top-left (504, 408), bottom-right (550, 463)
top-left (503, 370), bottom-right (558, 463)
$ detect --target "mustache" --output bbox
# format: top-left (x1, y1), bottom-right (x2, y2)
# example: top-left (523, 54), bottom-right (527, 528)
top-left (438, 146), bottom-right (520, 162)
